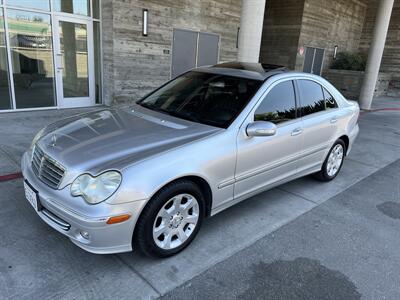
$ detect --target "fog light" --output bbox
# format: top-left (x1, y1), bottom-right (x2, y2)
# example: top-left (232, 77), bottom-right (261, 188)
top-left (80, 230), bottom-right (90, 240)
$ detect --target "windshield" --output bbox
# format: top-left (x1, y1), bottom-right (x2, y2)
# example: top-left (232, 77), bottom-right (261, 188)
top-left (137, 71), bottom-right (263, 128)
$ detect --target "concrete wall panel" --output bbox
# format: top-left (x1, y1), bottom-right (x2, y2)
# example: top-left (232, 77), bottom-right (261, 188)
top-left (296, 0), bottom-right (368, 72)
top-left (103, 0), bottom-right (241, 104)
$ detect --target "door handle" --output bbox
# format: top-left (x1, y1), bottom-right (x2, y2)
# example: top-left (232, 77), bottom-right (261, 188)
top-left (330, 117), bottom-right (338, 124)
top-left (291, 128), bottom-right (303, 136)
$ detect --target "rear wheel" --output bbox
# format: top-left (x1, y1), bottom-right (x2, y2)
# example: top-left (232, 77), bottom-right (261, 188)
top-left (134, 180), bottom-right (205, 258)
top-left (314, 139), bottom-right (346, 182)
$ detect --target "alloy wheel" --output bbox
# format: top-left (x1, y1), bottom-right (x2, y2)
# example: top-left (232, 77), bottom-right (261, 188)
top-left (326, 144), bottom-right (344, 177)
top-left (152, 193), bottom-right (200, 250)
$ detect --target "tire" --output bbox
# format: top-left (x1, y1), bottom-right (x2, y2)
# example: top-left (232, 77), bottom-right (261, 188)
top-left (134, 180), bottom-right (205, 258)
top-left (314, 139), bottom-right (346, 182)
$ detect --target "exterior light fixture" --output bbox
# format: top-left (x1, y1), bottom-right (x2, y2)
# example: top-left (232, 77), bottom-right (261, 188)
top-left (333, 45), bottom-right (338, 60)
top-left (236, 27), bottom-right (240, 48)
top-left (142, 9), bottom-right (148, 36)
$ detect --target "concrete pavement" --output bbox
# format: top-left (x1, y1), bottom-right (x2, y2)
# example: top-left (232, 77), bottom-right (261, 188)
top-left (0, 99), bottom-right (399, 299)
top-left (163, 159), bottom-right (400, 300)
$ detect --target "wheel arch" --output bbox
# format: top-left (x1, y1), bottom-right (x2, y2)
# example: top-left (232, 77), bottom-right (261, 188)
top-left (338, 135), bottom-right (349, 155)
top-left (157, 175), bottom-right (213, 218)
top-left (138, 174), bottom-right (214, 220)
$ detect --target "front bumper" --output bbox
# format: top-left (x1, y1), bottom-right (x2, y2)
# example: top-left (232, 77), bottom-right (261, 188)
top-left (21, 152), bottom-right (148, 254)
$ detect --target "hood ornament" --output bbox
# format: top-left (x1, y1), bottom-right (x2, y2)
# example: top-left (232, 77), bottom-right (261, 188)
top-left (49, 134), bottom-right (58, 147)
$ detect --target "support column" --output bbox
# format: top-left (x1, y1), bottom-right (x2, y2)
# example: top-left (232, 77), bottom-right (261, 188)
top-left (359, 0), bottom-right (394, 110)
top-left (238, 0), bottom-right (266, 63)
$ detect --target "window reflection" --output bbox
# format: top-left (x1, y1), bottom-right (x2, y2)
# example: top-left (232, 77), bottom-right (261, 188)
top-left (254, 81), bottom-right (297, 124)
top-left (8, 10), bottom-right (56, 108)
top-left (94, 21), bottom-right (101, 103)
top-left (59, 21), bottom-right (88, 98)
top-left (298, 80), bottom-right (326, 116)
top-left (53, 0), bottom-right (90, 16)
top-left (93, 0), bottom-right (100, 19)
top-left (323, 88), bottom-right (338, 109)
top-left (8, 0), bottom-right (50, 11)
top-left (0, 9), bottom-right (12, 110)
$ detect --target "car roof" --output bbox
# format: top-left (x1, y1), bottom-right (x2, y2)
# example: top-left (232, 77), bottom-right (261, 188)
top-left (195, 61), bottom-right (289, 81)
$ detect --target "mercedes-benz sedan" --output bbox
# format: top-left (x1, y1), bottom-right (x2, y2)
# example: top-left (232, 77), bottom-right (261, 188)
top-left (21, 62), bottom-right (359, 257)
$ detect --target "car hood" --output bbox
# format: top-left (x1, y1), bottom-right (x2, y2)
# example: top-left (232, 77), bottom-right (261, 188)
top-left (36, 105), bottom-right (221, 177)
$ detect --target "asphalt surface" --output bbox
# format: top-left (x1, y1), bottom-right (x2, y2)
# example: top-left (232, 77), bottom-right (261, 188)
top-left (162, 159), bottom-right (400, 300)
top-left (0, 98), bottom-right (399, 299)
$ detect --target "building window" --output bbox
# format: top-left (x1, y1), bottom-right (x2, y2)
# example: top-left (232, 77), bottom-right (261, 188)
top-left (9, 0), bottom-right (50, 12)
top-left (94, 21), bottom-right (101, 104)
top-left (53, 0), bottom-right (90, 16)
top-left (92, 0), bottom-right (100, 19)
top-left (7, 9), bottom-right (56, 109)
top-left (0, 0), bottom-right (102, 112)
top-left (0, 9), bottom-right (12, 109)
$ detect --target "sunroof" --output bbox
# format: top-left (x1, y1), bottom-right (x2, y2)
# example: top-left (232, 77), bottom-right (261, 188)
top-left (213, 62), bottom-right (287, 74)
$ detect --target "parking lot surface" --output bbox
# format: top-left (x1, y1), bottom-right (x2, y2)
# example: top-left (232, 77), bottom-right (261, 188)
top-left (0, 99), bottom-right (399, 299)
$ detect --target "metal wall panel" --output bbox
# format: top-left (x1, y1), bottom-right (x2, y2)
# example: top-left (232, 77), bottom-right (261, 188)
top-left (303, 47), bottom-right (314, 73)
top-left (312, 48), bottom-right (324, 75)
top-left (197, 32), bottom-right (219, 67)
top-left (303, 47), bottom-right (325, 75)
top-left (171, 29), bottom-right (198, 78)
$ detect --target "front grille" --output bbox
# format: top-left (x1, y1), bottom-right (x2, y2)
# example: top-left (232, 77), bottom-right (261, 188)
top-left (32, 145), bottom-right (65, 189)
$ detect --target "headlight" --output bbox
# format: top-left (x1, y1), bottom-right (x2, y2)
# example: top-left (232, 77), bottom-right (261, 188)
top-left (70, 171), bottom-right (122, 204)
top-left (30, 128), bottom-right (46, 149)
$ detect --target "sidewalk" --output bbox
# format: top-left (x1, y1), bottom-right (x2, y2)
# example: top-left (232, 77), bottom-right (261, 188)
top-left (0, 98), bottom-right (399, 299)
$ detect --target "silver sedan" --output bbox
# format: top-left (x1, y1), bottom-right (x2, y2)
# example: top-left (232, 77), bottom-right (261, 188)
top-left (21, 62), bottom-right (359, 257)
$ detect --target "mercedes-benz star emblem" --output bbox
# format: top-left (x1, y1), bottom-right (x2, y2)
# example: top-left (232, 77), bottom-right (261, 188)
top-left (50, 134), bottom-right (57, 147)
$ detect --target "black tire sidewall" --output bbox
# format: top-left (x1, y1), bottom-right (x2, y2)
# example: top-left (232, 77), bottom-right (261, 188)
top-left (135, 180), bottom-right (205, 258)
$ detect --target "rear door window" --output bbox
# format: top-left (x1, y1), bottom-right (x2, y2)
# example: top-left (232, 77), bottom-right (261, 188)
top-left (323, 88), bottom-right (338, 109)
top-left (298, 80), bottom-right (325, 117)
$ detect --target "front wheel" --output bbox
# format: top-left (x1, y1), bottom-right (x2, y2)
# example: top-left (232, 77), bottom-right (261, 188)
top-left (314, 139), bottom-right (346, 182)
top-left (134, 180), bottom-right (205, 258)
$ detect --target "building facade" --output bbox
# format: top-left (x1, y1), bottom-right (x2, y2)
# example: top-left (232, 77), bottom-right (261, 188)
top-left (0, 0), bottom-right (398, 112)
top-left (260, 0), bottom-right (400, 99)
top-left (0, 0), bottom-right (102, 111)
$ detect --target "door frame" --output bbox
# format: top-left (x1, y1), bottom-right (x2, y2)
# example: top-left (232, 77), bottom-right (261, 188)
top-left (52, 15), bottom-right (95, 108)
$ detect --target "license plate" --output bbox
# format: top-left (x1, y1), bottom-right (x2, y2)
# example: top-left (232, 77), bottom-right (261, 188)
top-left (24, 181), bottom-right (38, 211)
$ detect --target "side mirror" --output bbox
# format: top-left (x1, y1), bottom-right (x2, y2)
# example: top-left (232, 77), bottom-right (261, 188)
top-left (246, 121), bottom-right (277, 137)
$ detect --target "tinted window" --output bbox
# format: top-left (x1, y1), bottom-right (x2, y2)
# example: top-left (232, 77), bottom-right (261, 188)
top-left (323, 88), bottom-right (338, 109)
top-left (138, 71), bottom-right (262, 128)
top-left (254, 81), bottom-right (297, 124)
top-left (298, 80), bottom-right (325, 116)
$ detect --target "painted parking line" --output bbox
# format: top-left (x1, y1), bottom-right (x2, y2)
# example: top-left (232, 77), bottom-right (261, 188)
top-left (360, 107), bottom-right (400, 116)
top-left (0, 172), bottom-right (22, 182)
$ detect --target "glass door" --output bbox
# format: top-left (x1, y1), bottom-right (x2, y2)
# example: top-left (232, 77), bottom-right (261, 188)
top-left (53, 16), bottom-right (94, 108)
